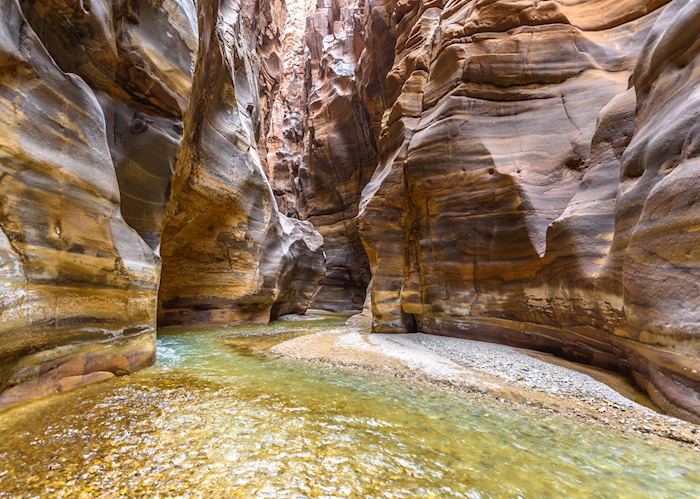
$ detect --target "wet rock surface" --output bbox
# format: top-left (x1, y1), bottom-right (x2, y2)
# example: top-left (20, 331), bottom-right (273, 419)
top-left (0, 0), bottom-right (325, 408)
top-left (282, 0), bottom-right (700, 420)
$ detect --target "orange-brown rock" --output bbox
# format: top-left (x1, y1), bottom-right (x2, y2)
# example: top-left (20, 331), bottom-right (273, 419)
top-left (266, 0), bottom-right (314, 217)
top-left (19, 0), bottom-right (198, 248)
top-left (157, 0), bottom-right (325, 327)
top-left (19, 0), bottom-right (197, 118)
top-left (354, 0), bottom-right (700, 420)
top-left (610, 0), bottom-right (700, 420)
top-left (0, 0), bottom-right (159, 410)
top-left (0, 0), bottom-right (324, 410)
top-left (4, 0), bottom-right (700, 422)
top-left (267, 0), bottom-right (378, 312)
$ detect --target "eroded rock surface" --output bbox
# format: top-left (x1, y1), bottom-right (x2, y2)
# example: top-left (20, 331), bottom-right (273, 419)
top-left (157, 0), bottom-right (325, 327)
top-left (346, 0), bottom-right (700, 421)
top-left (267, 0), bottom-right (377, 311)
top-left (0, 0), bottom-right (324, 409)
top-left (261, 0), bottom-right (700, 419)
top-left (20, 0), bottom-right (198, 249)
top-left (2, 0), bottom-right (700, 422)
top-left (0, 0), bottom-right (161, 410)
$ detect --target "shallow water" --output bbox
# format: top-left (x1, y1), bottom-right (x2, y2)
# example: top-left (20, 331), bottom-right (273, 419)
top-left (0, 316), bottom-right (698, 497)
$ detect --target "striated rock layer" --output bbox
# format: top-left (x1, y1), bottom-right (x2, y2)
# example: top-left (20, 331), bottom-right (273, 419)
top-left (3, 0), bottom-right (700, 422)
top-left (350, 0), bottom-right (700, 420)
top-left (157, 0), bottom-right (325, 327)
top-left (267, 0), bottom-right (377, 311)
top-left (19, 0), bottom-right (199, 250)
top-left (0, 0), bottom-right (325, 409)
top-left (0, 0), bottom-right (178, 409)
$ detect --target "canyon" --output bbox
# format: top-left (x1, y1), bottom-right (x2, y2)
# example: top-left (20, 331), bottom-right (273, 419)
top-left (1, 0), bottom-right (699, 434)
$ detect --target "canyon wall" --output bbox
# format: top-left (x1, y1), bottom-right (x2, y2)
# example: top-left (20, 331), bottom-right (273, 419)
top-left (2, 0), bottom-right (699, 421)
top-left (261, 0), bottom-right (700, 419)
top-left (158, 0), bottom-right (325, 327)
top-left (343, 0), bottom-right (700, 421)
top-left (0, 0), bottom-right (324, 409)
top-left (0, 0), bottom-right (185, 409)
top-left (267, 0), bottom-right (378, 311)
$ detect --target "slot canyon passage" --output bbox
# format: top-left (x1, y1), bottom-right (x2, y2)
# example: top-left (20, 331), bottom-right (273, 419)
top-left (2, 0), bottom-right (700, 495)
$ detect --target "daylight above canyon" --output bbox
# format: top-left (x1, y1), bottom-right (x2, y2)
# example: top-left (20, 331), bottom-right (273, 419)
top-left (1, 0), bottom-right (700, 496)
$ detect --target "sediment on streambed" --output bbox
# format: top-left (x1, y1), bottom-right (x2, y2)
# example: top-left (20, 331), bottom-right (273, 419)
top-left (0, 316), bottom-right (698, 497)
top-left (267, 317), bottom-right (700, 447)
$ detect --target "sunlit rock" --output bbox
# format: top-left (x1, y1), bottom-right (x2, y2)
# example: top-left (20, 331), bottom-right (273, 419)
top-left (0, 0), bottom-right (159, 410)
top-left (0, 0), bottom-right (324, 409)
top-left (157, 0), bottom-right (325, 327)
top-left (351, 0), bottom-right (700, 421)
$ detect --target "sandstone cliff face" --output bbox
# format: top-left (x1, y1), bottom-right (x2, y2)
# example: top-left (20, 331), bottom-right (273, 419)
top-left (20, 0), bottom-right (198, 250)
top-left (350, 0), bottom-right (700, 420)
top-left (267, 0), bottom-right (377, 312)
top-left (260, 0), bottom-right (700, 419)
top-left (613, 0), bottom-right (700, 420)
top-left (297, 0), bottom-right (376, 311)
top-left (157, 0), bottom-right (325, 327)
top-left (266, 0), bottom-right (314, 217)
top-left (0, 0), bottom-right (324, 409)
top-left (3, 0), bottom-right (700, 421)
top-left (0, 0), bottom-right (174, 409)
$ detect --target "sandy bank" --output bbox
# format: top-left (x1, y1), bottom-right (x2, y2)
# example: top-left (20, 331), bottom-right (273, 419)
top-left (268, 322), bottom-right (700, 448)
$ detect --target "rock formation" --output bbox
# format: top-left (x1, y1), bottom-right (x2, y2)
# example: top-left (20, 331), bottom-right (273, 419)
top-left (157, 0), bottom-right (325, 327)
top-left (2, 0), bottom-right (699, 422)
top-left (265, 0), bottom-right (699, 420)
top-left (20, 0), bottom-right (198, 250)
top-left (0, 0), bottom-right (173, 409)
top-left (346, 0), bottom-right (700, 421)
top-left (266, 0), bottom-right (314, 217)
top-left (612, 0), bottom-right (700, 420)
top-left (267, 0), bottom-right (376, 311)
top-left (0, 0), bottom-right (324, 410)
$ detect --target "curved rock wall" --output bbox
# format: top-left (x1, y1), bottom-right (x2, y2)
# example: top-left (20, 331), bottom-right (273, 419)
top-left (613, 0), bottom-right (700, 420)
top-left (157, 0), bottom-right (325, 327)
top-left (266, 0), bottom-right (314, 217)
top-left (267, 0), bottom-right (377, 312)
top-left (350, 0), bottom-right (700, 420)
top-left (0, 0), bottom-right (165, 409)
top-left (3, 0), bottom-right (699, 420)
top-left (262, 0), bottom-right (700, 419)
top-left (297, 0), bottom-right (376, 311)
top-left (19, 0), bottom-right (198, 250)
top-left (0, 0), bottom-right (325, 409)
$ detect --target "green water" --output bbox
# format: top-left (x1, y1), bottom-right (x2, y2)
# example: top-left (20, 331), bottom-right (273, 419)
top-left (0, 316), bottom-right (698, 497)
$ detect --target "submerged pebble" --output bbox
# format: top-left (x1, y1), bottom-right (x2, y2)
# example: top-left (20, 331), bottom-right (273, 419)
top-left (0, 317), bottom-right (698, 497)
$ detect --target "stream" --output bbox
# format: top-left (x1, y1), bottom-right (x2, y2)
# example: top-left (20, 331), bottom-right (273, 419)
top-left (0, 316), bottom-right (698, 497)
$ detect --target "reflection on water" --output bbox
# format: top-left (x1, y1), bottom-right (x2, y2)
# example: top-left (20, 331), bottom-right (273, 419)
top-left (0, 316), bottom-right (698, 497)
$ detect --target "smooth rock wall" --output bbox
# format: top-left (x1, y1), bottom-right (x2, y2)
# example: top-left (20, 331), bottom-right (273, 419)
top-left (0, 0), bottom-right (325, 409)
top-left (157, 0), bottom-right (325, 327)
top-left (352, 0), bottom-right (700, 421)
top-left (0, 0), bottom-right (162, 410)
top-left (612, 0), bottom-right (700, 420)
top-left (19, 0), bottom-right (198, 249)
